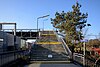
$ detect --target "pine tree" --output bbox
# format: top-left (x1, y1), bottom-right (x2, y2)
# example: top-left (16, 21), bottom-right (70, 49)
top-left (51, 2), bottom-right (91, 46)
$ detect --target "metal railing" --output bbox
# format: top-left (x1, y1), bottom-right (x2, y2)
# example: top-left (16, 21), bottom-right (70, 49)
top-left (53, 31), bottom-right (72, 59)
top-left (60, 38), bottom-right (72, 57)
top-left (73, 53), bottom-right (100, 67)
top-left (0, 50), bottom-right (30, 67)
top-left (56, 37), bottom-right (72, 59)
top-left (86, 56), bottom-right (100, 67)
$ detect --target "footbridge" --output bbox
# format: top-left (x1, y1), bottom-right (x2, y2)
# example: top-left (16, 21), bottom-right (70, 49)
top-left (2, 29), bottom-right (39, 39)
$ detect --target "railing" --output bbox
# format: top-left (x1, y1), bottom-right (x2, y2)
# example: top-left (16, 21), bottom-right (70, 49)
top-left (73, 53), bottom-right (83, 64)
top-left (73, 53), bottom-right (100, 67)
top-left (53, 30), bottom-right (60, 42)
top-left (60, 38), bottom-right (72, 59)
top-left (53, 31), bottom-right (72, 59)
top-left (85, 56), bottom-right (100, 67)
top-left (0, 50), bottom-right (30, 67)
top-left (2, 29), bottom-right (38, 32)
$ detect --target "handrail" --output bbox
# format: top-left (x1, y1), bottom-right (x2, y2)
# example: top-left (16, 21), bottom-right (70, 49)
top-left (73, 53), bottom-right (100, 67)
top-left (53, 30), bottom-right (72, 58)
top-left (60, 38), bottom-right (72, 58)
top-left (60, 38), bottom-right (69, 55)
top-left (53, 30), bottom-right (60, 42)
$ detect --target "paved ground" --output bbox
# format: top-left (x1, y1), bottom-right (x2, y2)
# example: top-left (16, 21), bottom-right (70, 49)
top-left (25, 63), bottom-right (82, 67)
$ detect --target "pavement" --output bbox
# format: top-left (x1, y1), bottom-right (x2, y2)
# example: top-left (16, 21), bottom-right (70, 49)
top-left (24, 61), bottom-right (82, 67)
top-left (24, 63), bottom-right (82, 67)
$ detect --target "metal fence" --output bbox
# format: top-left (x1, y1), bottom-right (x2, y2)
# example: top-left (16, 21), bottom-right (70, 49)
top-left (73, 53), bottom-right (100, 67)
top-left (85, 56), bottom-right (100, 67)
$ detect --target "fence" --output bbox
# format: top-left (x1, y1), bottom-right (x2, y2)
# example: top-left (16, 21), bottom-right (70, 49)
top-left (73, 53), bottom-right (100, 67)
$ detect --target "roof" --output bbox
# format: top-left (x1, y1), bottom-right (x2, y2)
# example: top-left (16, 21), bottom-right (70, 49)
top-left (91, 48), bottom-right (100, 55)
top-left (92, 48), bottom-right (100, 51)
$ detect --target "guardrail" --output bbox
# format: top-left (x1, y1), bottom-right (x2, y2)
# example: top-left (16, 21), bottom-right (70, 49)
top-left (73, 53), bottom-right (83, 64)
top-left (85, 56), bottom-right (100, 67)
top-left (73, 53), bottom-right (100, 67)
top-left (0, 50), bottom-right (30, 67)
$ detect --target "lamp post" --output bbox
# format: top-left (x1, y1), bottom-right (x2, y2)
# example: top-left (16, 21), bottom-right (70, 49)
top-left (37, 15), bottom-right (49, 39)
top-left (37, 15), bottom-right (49, 31)
top-left (43, 19), bottom-right (48, 31)
top-left (82, 24), bottom-right (91, 66)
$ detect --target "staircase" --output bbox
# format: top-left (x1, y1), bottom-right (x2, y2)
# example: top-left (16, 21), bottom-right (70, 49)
top-left (30, 30), bottom-right (70, 61)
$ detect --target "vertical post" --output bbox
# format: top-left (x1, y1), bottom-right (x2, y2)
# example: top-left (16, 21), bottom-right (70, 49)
top-left (42, 19), bottom-right (48, 31)
top-left (83, 42), bottom-right (85, 66)
top-left (14, 23), bottom-right (16, 36)
top-left (39, 29), bottom-right (40, 39)
top-left (43, 21), bottom-right (44, 31)
top-left (0, 24), bottom-right (2, 30)
top-left (21, 30), bottom-right (22, 38)
top-left (14, 23), bottom-right (16, 50)
top-left (37, 18), bottom-right (38, 32)
top-left (37, 18), bottom-right (39, 39)
top-left (37, 15), bottom-right (49, 39)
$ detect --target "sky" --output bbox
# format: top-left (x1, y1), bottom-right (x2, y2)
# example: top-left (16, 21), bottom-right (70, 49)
top-left (0, 0), bottom-right (100, 39)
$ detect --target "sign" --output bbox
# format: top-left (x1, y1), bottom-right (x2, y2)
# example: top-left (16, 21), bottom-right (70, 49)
top-left (48, 54), bottom-right (53, 58)
top-left (0, 39), bottom-right (3, 41)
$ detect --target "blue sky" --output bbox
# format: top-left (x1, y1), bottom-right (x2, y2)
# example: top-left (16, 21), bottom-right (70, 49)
top-left (0, 0), bottom-right (100, 39)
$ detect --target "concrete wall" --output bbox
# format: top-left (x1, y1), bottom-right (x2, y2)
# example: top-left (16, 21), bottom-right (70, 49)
top-left (0, 31), bottom-right (8, 51)
top-left (15, 36), bottom-right (21, 49)
top-left (7, 33), bottom-right (14, 46)
top-left (0, 31), bottom-right (27, 52)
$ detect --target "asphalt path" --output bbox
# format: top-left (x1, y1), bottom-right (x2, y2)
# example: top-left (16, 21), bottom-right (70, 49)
top-left (24, 63), bottom-right (82, 67)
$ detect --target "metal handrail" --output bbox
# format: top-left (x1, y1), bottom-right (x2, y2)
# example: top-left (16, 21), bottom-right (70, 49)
top-left (53, 30), bottom-right (72, 58)
top-left (53, 30), bottom-right (60, 42)
top-left (60, 38), bottom-right (72, 57)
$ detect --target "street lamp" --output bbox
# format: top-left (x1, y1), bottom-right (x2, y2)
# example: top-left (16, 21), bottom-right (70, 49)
top-left (82, 24), bottom-right (91, 66)
top-left (37, 15), bottom-right (49, 39)
top-left (37, 15), bottom-right (49, 31)
top-left (43, 19), bottom-right (48, 31)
